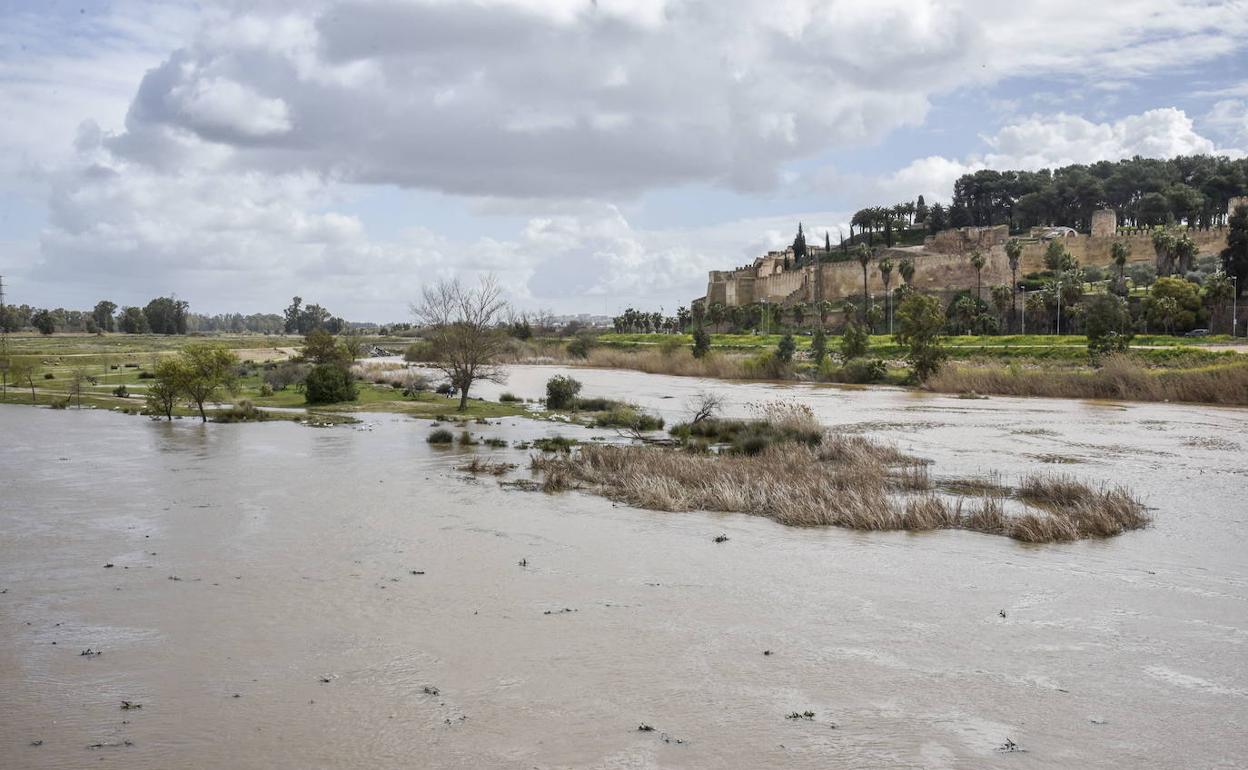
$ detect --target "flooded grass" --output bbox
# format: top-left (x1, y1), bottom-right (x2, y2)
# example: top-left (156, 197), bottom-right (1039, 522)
top-left (528, 429), bottom-right (1148, 543)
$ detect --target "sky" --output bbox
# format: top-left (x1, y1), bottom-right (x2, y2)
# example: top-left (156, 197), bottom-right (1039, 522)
top-left (1, 0), bottom-right (1247, 322)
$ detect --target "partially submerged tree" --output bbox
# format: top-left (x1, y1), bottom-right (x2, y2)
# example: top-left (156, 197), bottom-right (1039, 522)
top-left (146, 358), bottom-right (184, 420)
top-left (413, 276), bottom-right (510, 411)
top-left (178, 343), bottom-right (240, 422)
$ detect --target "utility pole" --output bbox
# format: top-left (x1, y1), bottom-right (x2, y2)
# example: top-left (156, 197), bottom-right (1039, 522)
top-left (1233, 276), bottom-right (1239, 339)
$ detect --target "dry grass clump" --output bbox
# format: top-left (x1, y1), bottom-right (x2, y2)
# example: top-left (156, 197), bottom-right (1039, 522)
top-left (576, 347), bottom-right (755, 379)
top-left (528, 437), bottom-right (1148, 543)
top-left (457, 457), bottom-right (517, 476)
top-left (925, 355), bottom-right (1248, 406)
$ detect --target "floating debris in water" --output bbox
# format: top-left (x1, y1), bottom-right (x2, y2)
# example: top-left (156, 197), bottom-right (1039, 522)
top-left (518, 558), bottom-right (528, 567)
top-left (88, 740), bottom-right (133, 749)
top-left (422, 686), bottom-right (440, 696)
top-left (763, 650), bottom-right (773, 656)
top-left (713, 534), bottom-right (729, 543)
top-left (997, 738), bottom-right (1024, 752)
top-left (410, 570), bottom-right (425, 575)
top-left (785, 711), bottom-right (815, 720)
top-left (120, 701), bottom-right (142, 710)
top-left (543, 608), bottom-right (578, 615)
top-left (637, 724), bottom-right (655, 732)
top-left (79, 648), bottom-right (102, 657)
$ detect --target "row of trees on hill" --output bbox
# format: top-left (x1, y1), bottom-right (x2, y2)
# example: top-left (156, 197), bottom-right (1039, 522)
top-left (949, 155), bottom-right (1248, 232)
top-left (848, 196), bottom-right (929, 247)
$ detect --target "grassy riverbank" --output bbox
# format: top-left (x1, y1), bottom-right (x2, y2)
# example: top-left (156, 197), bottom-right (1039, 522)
top-left (511, 332), bottom-right (1248, 406)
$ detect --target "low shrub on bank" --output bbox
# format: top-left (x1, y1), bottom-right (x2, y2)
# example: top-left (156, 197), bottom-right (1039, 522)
top-left (213, 400), bottom-right (271, 423)
top-left (821, 357), bottom-right (887, 384)
top-left (593, 404), bottom-right (665, 432)
top-left (546, 375), bottom-right (582, 409)
top-left (499, 392), bottom-right (521, 402)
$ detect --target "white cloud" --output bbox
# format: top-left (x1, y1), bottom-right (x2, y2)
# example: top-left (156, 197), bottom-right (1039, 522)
top-left (7, 0), bottom-right (1248, 316)
top-left (1204, 100), bottom-right (1248, 143)
top-left (101, 0), bottom-right (1248, 198)
top-left (170, 76), bottom-right (293, 139)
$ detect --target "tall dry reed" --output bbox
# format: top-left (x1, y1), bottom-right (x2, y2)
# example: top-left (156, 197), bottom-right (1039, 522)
top-left (528, 436), bottom-right (1148, 544)
top-left (925, 355), bottom-right (1248, 406)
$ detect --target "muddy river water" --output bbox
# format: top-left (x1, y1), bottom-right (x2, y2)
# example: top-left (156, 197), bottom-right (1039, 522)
top-left (2, 365), bottom-right (1246, 768)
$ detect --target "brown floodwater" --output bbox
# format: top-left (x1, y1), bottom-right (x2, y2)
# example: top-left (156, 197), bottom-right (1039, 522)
top-left (2, 367), bottom-right (1246, 769)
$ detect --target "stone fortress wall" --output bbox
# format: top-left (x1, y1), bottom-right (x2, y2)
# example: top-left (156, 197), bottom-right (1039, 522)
top-left (702, 207), bottom-right (1233, 310)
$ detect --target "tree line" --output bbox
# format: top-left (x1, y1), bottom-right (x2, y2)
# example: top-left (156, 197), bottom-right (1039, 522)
top-left (949, 155), bottom-right (1248, 233)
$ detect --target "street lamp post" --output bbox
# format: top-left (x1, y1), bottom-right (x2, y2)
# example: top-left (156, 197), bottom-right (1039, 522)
top-left (1233, 276), bottom-right (1239, 339)
top-left (1055, 279), bottom-right (1062, 336)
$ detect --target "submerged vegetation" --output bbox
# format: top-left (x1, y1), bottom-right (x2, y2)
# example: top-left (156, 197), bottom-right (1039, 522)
top-left (527, 403), bottom-right (1148, 544)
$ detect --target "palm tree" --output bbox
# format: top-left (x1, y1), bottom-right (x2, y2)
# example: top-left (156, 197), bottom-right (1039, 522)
top-left (969, 249), bottom-right (986, 301)
top-left (855, 244), bottom-right (872, 322)
top-left (879, 257), bottom-right (894, 334)
top-left (898, 258), bottom-right (915, 286)
top-left (792, 302), bottom-right (808, 328)
top-left (1111, 241), bottom-right (1130, 294)
top-left (1005, 238), bottom-right (1022, 332)
top-left (990, 285), bottom-right (1012, 332)
top-left (818, 299), bottom-right (834, 328)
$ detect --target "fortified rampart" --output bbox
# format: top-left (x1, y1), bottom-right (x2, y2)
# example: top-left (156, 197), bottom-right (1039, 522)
top-left (700, 209), bottom-right (1230, 310)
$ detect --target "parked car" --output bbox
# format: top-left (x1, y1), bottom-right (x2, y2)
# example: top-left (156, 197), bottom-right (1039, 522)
top-left (1184, 328), bottom-right (1211, 337)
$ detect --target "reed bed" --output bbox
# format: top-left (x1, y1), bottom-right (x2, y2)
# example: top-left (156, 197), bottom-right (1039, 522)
top-left (528, 437), bottom-right (1148, 544)
top-left (925, 355), bottom-right (1248, 406)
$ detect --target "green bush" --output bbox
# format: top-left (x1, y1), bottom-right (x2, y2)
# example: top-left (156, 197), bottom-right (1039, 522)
top-left (533, 435), bottom-right (577, 452)
top-left (214, 400), bottom-right (268, 423)
top-left (572, 396), bottom-right (615, 411)
top-left (841, 321), bottom-right (869, 361)
top-left (404, 341), bottom-right (434, 362)
top-left (566, 334), bottom-right (597, 359)
top-left (837, 358), bottom-right (887, 384)
top-left (427, 428), bottom-right (454, 444)
top-left (499, 391), bottom-right (521, 402)
top-left (43, 372), bottom-right (55, 380)
top-left (594, 404), bottom-right (665, 432)
top-left (112, 384), bottom-right (130, 398)
top-left (692, 326), bottom-right (711, 358)
top-left (546, 375), bottom-right (582, 409)
top-left (304, 364), bottom-right (358, 405)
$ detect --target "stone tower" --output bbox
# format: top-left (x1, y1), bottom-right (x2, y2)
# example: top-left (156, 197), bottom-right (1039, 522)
top-left (1091, 208), bottom-right (1116, 238)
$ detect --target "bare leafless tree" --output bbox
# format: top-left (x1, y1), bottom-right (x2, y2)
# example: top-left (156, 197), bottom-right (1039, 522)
top-left (412, 275), bottom-right (510, 411)
top-left (687, 390), bottom-right (724, 424)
